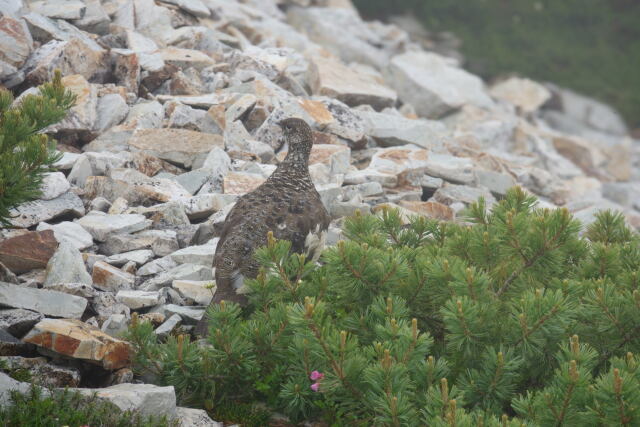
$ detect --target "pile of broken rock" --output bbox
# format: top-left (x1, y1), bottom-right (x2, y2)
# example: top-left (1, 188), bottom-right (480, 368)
top-left (1, 0), bottom-right (639, 424)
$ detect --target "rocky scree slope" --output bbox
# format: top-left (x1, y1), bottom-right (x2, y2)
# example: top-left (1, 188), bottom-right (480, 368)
top-left (0, 0), bottom-right (639, 424)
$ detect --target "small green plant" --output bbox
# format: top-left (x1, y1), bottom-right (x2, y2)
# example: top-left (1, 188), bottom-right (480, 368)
top-left (125, 188), bottom-right (640, 425)
top-left (0, 70), bottom-right (75, 227)
top-left (0, 385), bottom-right (173, 427)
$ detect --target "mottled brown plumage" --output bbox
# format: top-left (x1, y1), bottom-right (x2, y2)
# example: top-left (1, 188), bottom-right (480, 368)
top-left (195, 118), bottom-right (331, 336)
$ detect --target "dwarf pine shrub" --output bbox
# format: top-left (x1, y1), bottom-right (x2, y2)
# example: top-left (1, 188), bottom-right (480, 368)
top-left (0, 70), bottom-right (75, 226)
top-left (125, 187), bottom-right (640, 426)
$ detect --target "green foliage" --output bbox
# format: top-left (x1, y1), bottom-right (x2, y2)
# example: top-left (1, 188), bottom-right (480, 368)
top-left (354, 0), bottom-right (640, 129)
top-left (126, 188), bottom-right (640, 425)
top-left (0, 70), bottom-right (76, 227)
top-left (0, 385), bottom-right (173, 427)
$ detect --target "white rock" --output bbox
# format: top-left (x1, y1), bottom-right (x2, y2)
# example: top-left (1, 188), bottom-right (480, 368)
top-left (95, 93), bottom-right (129, 132)
top-left (77, 383), bottom-right (176, 418)
top-left (154, 313), bottom-right (182, 338)
top-left (386, 51), bottom-right (493, 118)
top-left (423, 153), bottom-right (476, 185)
top-left (76, 212), bottom-right (152, 242)
top-left (139, 263), bottom-right (213, 291)
top-left (489, 77), bottom-right (551, 114)
top-left (39, 172), bottom-right (70, 200)
top-left (0, 281), bottom-right (87, 318)
top-left (0, 15), bottom-right (32, 80)
top-left (52, 151), bottom-right (81, 170)
top-left (105, 249), bottom-right (155, 267)
top-left (159, 0), bottom-right (209, 17)
top-left (0, 372), bottom-right (33, 407)
top-left (37, 221), bottom-right (94, 250)
top-left (28, 0), bottom-right (86, 19)
top-left (9, 191), bottom-right (84, 228)
top-left (343, 168), bottom-right (397, 188)
top-left (172, 280), bottom-right (214, 306)
top-left (175, 407), bottom-right (222, 427)
top-left (43, 240), bottom-right (92, 286)
top-left (116, 290), bottom-right (161, 310)
top-left (357, 109), bottom-right (447, 150)
top-left (160, 304), bottom-right (205, 324)
top-left (101, 313), bottom-right (128, 337)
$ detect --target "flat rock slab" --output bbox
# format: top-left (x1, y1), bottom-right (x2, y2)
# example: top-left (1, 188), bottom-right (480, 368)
top-left (92, 261), bottom-right (135, 292)
top-left (127, 128), bottom-right (224, 169)
top-left (77, 383), bottom-right (176, 418)
top-left (23, 318), bottom-right (131, 370)
top-left (0, 230), bottom-right (58, 274)
top-left (76, 213), bottom-right (151, 242)
top-left (0, 308), bottom-right (43, 337)
top-left (36, 221), bottom-right (94, 251)
top-left (116, 290), bottom-right (161, 310)
top-left (0, 282), bottom-right (87, 319)
top-left (43, 240), bottom-right (92, 286)
top-left (9, 191), bottom-right (85, 228)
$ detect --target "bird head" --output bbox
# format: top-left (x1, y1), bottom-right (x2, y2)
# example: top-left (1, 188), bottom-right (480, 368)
top-left (277, 118), bottom-right (313, 158)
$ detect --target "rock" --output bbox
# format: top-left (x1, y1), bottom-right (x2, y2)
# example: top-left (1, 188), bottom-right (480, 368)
top-left (77, 383), bottom-right (176, 418)
top-left (28, 0), bottom-right (86, 19)
top-left (308, 54), bottom-right (397, 110)
top-left (318, 97), bottom-right (367, 146)
top-left (154, 313), bottom-right (182, 338)
top-left (76, 212), bottom-right (152, 242)
top-left (105, 249), bottom-right (154, 267)
top-left (92, 261), bottom-right (135, 292)
top-left (489, 77), bottom-right (551, 114)
top-left (398, 201), bottom-right (454, 221)
top-left (175, 407), bottom-right (222, 427)
top-left (42, 281), bottom-right (96, 299)
top-left (172, 280), bottom-right (214, 305)
top-left (43, 240), bottom-right (92, 287)
top-left (223, 172), bottom-right (265, 195)
top-left (116, 290), bottom-right (161, 310)
top-left (0, 309), bottom-right (43, 337)
top-left (127, 128), bottom-right (224, 169)
top-left (356, 109), bottom-right (447, 149)
top-left (53, 151), bottom-right (81, 170)
top-left (433, 184), bottom-right (497, 207)
top-left (9, 191), bottom-right (85, 228)
top-left (423, 153), bottom-right (476, 185)
top-left (368, 146), bottom-right (430, 185)
top-left (96, 93), bottom-right (129, 132)
top-left (386, 51), bottom-right (493, 118)
top-left (474, 169), bottom-right (517, 197)
top-left (85, 174), bottom-right (191, 206)
top-left (0, 282), bottom-right (87, 318)
top-left (124, 100), bottom-right (164, 129)
top-left (0, 230), bottom-right (58, 274)
top-left (112, 48), bottom-right (140, 93)
top-left (101, 230), bottom-right (179, 257)
top-left (139, 263), bottom-right (212, 291)
top-left (0, 15), bottom-right (33, 80)
top-left (101, 313), bottom-right (128, 337)
top-left (160, 304), bottom-right (204, 325)
top-left (0, 372), bottom-right (32, 407)
top-left (544, 83), bottom-right (628, 136)
top-left (550, 133), bottom-right (608, 178)
top-left (0, 263), bottom-right (18, 285)
top-left (68, 151), bottom-right (128, 187)
top-left (72, 0), bottom-right (110, 34)
top-left (137, 256), bottom-right (178, 277)
top-left (158, 47), bottom-right (215, 71)
top-left (92, 291), bottom-right (130, 321)
top-left (38, 172), bottom-right (70, 200)
top-left (343, 168), bottom-right (398, 188)
top-left (24, 318), bottom-right (130, 370)
top-left (46, 74), bottom-right (98, 138)
top-left (168, 244), bottom-right (215, 267)
top-left (0, 356), bottom-right (81, 388)
top-left (36, 221), bottom-right (94, 251)
top-left (22, 38), bottom-right (106, 87)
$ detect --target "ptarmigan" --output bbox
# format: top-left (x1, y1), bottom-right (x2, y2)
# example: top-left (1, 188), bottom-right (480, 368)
top-left (195, 118), bottom-right (331, 336)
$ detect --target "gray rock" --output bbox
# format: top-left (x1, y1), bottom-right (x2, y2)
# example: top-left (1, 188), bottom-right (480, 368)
top-left (76, 212), bottom-right (152, 242)
top-left (159, 304), bottom-right (204, 325)
top-left (318, 97), bottom-right (366, 145)
top-left (28, 0), bottom-right (86, 20)
top-left (423, 154), bottom-right (476, 185)
top-left (343, 168), bottom-right (397, 188)
top-left (433, 184), bottom-right (497, 207)
top-left (36, 221), bottom-right (94, 250)
top-left (52, 151), bottom-right (81, 170)
top-left (101, 314), bottom-right (128, 337)
top-left (0, 15), bottom-right (32, 80)
top-left (475, 170), bottom-right (517, 197)
top-left (42, 282), bottom-right (96, 299)
top-left (168, 244), bottom-right (215, 267)
top-left (105, 250), bottom-right (155, 267)
top-left (101, 230), bottom-right (179, 257)
top-left (342, 182), bottom-right (384, 201)
top-left (180, 194), bottom-right (227, 220)
top-left (357, 109), bottom-right (447, 150)
top-left (116, 290), bottom-right (162, 310)
top-left (386, 51), bottom-right (493, 118)
top-left (68, 151), bottom-right (129, 187)
top-left (125, 100), bottom-right (164, 129)
top-left (170, 169), bottom-right (211, 195)
top-left (0, 281), bottom-right (87, 319)
top-left (175, 407), bottom-right (222, 427)
top-left (96, 94), bottom-right (129, 132)
top-left (91, 292), bottom-right (130, 321)
top-left (9, 191), bottom-right (85, 228)
top-left (137, 256), bottom-right (178, 277)
top-left (72, 0), bottom-right (110, 34)
top-left (0, 308), bottom-right (43, 337)
top-left (92, 261), bottom-right (135, 292)
top-left (153, 313), bottom-right (182, 338)
top-left (0, 356), bottom-right (81, 388)
top-left (0, 372), bottom-right (33, 407)
top-left (43, 240), bottom-right (92, 287)
top-left (139, 263), bottom-right (213, 291)
top-left (77, 383), bottom-right (177, 419)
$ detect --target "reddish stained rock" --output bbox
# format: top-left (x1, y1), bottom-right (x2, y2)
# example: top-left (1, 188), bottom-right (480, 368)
top-left (223, 172), bottom-right (265, 195)
top-left (0, 230), bottom-right (59, 274)
top-left (23, 318), bottom-right (131, 370)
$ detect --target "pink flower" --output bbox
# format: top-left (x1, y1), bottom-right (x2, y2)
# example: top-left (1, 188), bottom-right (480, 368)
top-left (310, 382), bottom-right (320, 392)
top-left (309, 370), bottom-right (324, 381)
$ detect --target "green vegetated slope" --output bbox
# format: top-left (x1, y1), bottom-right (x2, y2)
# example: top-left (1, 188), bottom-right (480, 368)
top-left (125, 188), bottom-right (640, 426)
top-left (354, 0), bottom-right (640, 129)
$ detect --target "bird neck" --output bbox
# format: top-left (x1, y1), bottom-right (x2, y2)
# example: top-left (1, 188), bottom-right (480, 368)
top-left (281, 148), bottom-right (310, 169)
